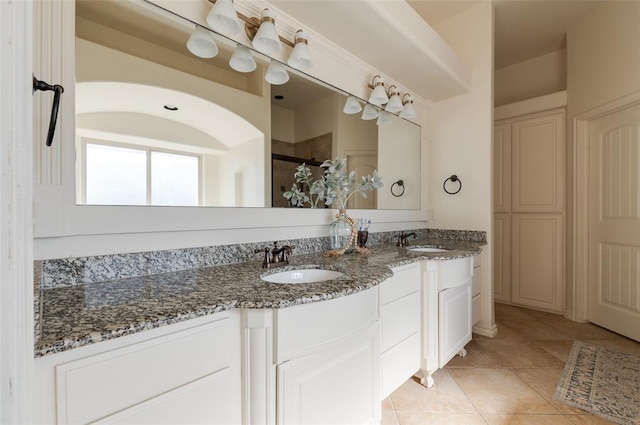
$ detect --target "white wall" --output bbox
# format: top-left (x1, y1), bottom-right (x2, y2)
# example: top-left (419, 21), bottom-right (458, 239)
top-left (429, 1), bottom-right (495, 335)
top-left (565, 0), bottom-right (640, 316)
top-left (495, 49), bottom-right (566, 106)
top-left (271, 105), bottom-right (295, 143)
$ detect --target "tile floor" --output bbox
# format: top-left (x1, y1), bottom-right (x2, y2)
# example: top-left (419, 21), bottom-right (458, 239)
top-left (382, 303), bottom-right (640, 425)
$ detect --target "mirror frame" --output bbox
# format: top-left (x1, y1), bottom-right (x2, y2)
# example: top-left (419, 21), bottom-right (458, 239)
top-left (33, 0), bottom-right (429, 248)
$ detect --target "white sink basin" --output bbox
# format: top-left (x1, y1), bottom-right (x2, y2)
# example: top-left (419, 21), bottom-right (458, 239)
top-left (261, 268), bottom-right (344, 284)
top-left (409, 247), bottom-right (451, 253)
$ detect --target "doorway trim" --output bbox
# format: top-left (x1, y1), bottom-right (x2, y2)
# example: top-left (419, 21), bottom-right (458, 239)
top-left (572, 90), bottom-right (640, 323)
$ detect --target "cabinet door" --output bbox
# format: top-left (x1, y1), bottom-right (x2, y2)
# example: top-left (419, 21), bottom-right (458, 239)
top-left (512, 213), bottom-right (564, 312)
top-left (277, 324), bottom-right (380, 425)
top-left (493, 213), bottom-right (511, 303)
top-left (511, 110), bottom-right (565, 213)
top-left (438, 282), bottom-right (472, 368)
top-left (494, 121), bottom-right (512, 212)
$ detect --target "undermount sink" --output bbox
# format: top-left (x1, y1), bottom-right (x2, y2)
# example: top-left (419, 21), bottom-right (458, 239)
top-left (261, 268), bottom-right (344, 284)
top-left (408, 247), bottom-right (451, 253)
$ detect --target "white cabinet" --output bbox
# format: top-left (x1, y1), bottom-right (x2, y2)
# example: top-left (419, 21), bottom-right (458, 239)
top-left (471, 254), bottom-right (482, 326)
top-left (34, 312), bottom-right (242, 425)
top-left (494, 108), bottom-right (565, 312)
top-left (421, 257), bottom-right (473, 387)
top-left (274, 287), bottom-right (380, 425)
top-left (379, 264), bottom-right (421, 399)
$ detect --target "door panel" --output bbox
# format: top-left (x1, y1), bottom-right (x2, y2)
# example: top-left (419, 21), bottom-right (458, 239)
top-left (511, 111), bottom-right (564, 213)
top-left (494, 122), bottom-right (511, 213)
top-left (493, 213), bottom-right (511, 303)
top-left (589, 102), bottom-right (640, 341)
top-left (511, 214), bottom-right (563, 312)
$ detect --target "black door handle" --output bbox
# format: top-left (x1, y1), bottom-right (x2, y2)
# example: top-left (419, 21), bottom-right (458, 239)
top-left (33, 75), bottom-right (64, 147)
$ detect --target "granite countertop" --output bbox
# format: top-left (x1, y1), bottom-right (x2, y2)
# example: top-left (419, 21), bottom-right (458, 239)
top-left (35, 239), bottom-right (483, 357)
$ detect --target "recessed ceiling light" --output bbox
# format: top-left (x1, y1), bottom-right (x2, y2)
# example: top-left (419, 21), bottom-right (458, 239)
top-left (164, 104), bottom-right (178, 111)
top-left (274, 95), bottom-right (284, 100)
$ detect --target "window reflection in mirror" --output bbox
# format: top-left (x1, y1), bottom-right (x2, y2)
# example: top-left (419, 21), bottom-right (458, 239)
top-left (74, 0), bottom-right (421, 210)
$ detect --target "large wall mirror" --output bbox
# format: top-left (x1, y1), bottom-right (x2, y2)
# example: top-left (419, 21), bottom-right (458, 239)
top-left (74, 0), bottom-right (421, 210)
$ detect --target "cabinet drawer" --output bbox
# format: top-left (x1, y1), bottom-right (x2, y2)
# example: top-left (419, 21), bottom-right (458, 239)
top-left (56, 318), bottom-right (234, 425)
top-left (439, 257), bottom-right (473, 290)
top-left (472, 293), bottom-right (481, 326)
top-left (380, 265), bottom-right (420, 305)
top-left (381, 292), bottom-right (420, 352)
top-left (275, 287), bottom-right (377, 363)
top-left (472, 270), bottom-right (482, 296)
top-left (381, 333), bottom-right (420, 400)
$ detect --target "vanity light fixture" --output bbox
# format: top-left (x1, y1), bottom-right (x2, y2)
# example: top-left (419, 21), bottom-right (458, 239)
top-left (343, 95), bottom-right (363, 114)
top-left (361, 104), bottom-right (379, 120)
top-left (186, 26), bottom-right (219, 59)
top-left (384, 85), bottom-right (403, 113)
top-left (376, 110), bottom-right (393, 126)
top-left (399, 93), bottom-right (417, 119)
top-left (265, 60), bottom-right (289, 85)
top-left (368, 75), bottom-right (389, 106)
top-left (251, 9), bottom-right (282, 55)
top-left (206, 0), bottom-right (242, 35)
top-left (229, 44), bottom-right (256, 72)
top-left (287, 30), bottom-right (312, 70)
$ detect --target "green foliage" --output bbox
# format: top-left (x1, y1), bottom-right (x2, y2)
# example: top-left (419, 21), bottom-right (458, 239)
top-left (283, 158), bottom-right (383, 209)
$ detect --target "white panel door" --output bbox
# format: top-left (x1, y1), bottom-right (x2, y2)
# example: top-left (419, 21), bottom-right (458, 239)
top-left (493, 122), bottom-right (511, 213)
top-left (588, 102), bottom-right (640, 341)
top-left (493, 213), bottom-right (511, 303)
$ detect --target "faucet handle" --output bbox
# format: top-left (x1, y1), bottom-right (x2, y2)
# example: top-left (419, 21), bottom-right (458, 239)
top-left (254, 246), bottom-right (270, 268)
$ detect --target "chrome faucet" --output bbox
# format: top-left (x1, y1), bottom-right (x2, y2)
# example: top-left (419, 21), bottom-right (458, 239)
top-left (255, 241), bottom-right (295, 268)
top-left (397, 232), bottom-right (417, 247)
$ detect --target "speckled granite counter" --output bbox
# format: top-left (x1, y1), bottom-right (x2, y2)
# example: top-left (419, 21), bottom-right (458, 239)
top-left (35, 238), bottom-right (483, 357)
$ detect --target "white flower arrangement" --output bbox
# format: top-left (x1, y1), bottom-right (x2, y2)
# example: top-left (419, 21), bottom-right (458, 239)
top-left (283, 158), bottom-right (383, 209)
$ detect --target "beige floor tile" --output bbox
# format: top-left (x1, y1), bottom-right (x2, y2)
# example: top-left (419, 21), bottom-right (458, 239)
top-left (537, 318), bottom-right (624, 340)
top-left (382, 396), bottom-right (395, 412)
top-left (474, 338), bottom-right (566, 368)
top-left (495, 303), bottom-right (537, 320)
top-left (529, 339), bottom-right (576, 363)
top-left (483, 414), bottom-right (574, 424)
top-left (390, 370), bottom-right (476, 413)
top-left (512, 368), bottom-right (585, 415)
top-left (445, 339), bottom-right (505, 368)
top-left (497, 318), bottom-right (573, 340)
top-left (448, 368), bottom-right (560, 414)
top-left (565, 414), bottom-right (618, 424)
top-left (381, 411), bottom-right (400, 425)
top-left (396, 412), bottom-right (487, 425)
top-left (493, 322), bottom-right (523, 339)
top-left (583, 337), bottom-right (640, 354)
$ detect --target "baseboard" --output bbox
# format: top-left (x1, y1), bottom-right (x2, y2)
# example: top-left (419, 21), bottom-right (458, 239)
top-left (472, 321), bottom-right (498, 338)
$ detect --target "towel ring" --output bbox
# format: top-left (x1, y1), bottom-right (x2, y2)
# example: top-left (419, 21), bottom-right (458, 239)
top-left (391, 180), bottom-right (405, 197)
top-left (443, 175), bottom-right (462, 195)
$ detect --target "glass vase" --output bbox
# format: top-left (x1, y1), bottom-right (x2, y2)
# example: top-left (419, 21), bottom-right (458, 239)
top-left (329, 209), bottom-right (353, 251)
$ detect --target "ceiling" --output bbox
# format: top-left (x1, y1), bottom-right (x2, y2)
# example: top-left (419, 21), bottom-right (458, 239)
top-left (408, 0), bottom-right (606, 69)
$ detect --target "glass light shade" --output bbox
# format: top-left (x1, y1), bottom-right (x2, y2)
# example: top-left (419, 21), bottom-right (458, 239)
top-left (400, 100), bottom-right (417, 119)
top-left (368, 77), bottom-right (389, 106)
top-left (376, 110), bottom-right (393, 126)
top-left (361, 104), bottom-right (379, 120)
top-left (186, 26), bottom-right (219, 59)
top-left (229, 44), bottom-right (256, 73)
top-left (385, 91), bottom-right (403, 113)
top-left (343, 95), bottom-right (362, 114)
top-left (287, 30), bottom-right (312, 70)
top-left (265, 61), bottom-right (289, 85)
top-left (206, 0), bottom-right (242, 35)
top-left (252, 9), bottom-right (282, 54)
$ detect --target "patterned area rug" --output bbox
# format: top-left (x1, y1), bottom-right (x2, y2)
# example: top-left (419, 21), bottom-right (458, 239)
top-left (554, 341), bottom-right (640, 425)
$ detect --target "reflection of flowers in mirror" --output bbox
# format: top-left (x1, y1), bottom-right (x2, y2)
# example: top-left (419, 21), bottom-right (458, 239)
top-left (283, 158), bottom-right (383, 209)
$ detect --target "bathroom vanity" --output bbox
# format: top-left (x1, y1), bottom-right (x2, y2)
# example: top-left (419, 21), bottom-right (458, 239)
top-left (33, 238), bottom-right (481, 425)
